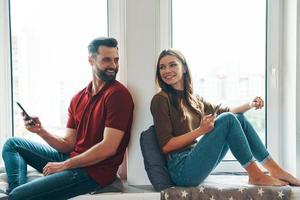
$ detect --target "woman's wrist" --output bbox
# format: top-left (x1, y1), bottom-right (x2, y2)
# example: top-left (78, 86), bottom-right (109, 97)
top-left (248, 102), bottom-right (253, 109)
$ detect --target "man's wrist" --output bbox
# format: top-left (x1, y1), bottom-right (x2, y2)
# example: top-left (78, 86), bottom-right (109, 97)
top-left (64, 159), bottom-right (74, 169)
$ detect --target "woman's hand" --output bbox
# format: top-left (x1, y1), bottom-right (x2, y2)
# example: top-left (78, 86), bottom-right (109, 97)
top-left (250, 96), bottom-right (264, 110)
top-left (199, 114), bottom-right (215, 134)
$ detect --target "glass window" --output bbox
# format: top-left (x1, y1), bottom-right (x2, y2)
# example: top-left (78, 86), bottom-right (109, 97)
top-left (10, 0), bottom-right (107, 141)
top-left (172, 0), bottom-right (266, 160)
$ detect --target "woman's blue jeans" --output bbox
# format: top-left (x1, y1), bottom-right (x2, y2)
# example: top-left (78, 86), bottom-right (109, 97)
top-left (167, 112), bottom-right (271, 186)
top-left (2, 137), bottom-right (100, 200)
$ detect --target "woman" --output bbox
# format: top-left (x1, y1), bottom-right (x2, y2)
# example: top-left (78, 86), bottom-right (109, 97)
top-left (150, 49), bottom-right (300, 187)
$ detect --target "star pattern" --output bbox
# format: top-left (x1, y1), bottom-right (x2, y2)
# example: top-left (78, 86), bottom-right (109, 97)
top-left (258, 188), bottom-right (264, 196)
top-left (181, 190), bottom-right (188, 198)
top-left (161, 185), bottom-right (289, 200)
top-left (278, 191), bottom-right (284, 199)
top-left (199, 186), bottom-right (205, 193)
top-left (164, 192), bottom-right (169, 200)
top-left (238, 187), bottom-right (245, 193)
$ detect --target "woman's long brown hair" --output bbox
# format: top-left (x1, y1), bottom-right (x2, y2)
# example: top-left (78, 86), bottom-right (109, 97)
top-left (156, 49), bottom-right (202, 118)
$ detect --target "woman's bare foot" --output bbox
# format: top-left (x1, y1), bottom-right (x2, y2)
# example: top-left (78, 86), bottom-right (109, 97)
top-left (249, 173), bottom-right (288, 186)
top-left (271, 170), bottom-right (300, 186)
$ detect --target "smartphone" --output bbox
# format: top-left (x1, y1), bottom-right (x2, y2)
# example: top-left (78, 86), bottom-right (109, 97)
top-left (16, 102), bottom-right (36, 125)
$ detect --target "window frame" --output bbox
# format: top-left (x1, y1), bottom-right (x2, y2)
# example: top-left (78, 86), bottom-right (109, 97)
top-left (162, 0), bottom-right (282, 172)
top-left (0, 0), bottom-right (13, 164)
top-left (0, 0), bottom-right (116, 160)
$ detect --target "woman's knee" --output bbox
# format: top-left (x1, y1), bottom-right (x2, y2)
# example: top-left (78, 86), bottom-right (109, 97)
top-left (216, 112), bottom-right (241, 130)
top-left (217, 112), bottom-right (236, 122)
top-left (235, 113), bottom-right (246, 122)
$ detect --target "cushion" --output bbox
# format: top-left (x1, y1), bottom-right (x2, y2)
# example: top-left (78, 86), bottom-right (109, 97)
top-left (140, 125), bottom-right (174, 191)
top-left (90, 177), bottom-right (123, 194)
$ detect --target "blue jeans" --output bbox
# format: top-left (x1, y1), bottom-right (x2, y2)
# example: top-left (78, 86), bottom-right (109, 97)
top-left (167, 112), bottom-right (271, 186)
top-left (2, 137), bottom-right (100, 200)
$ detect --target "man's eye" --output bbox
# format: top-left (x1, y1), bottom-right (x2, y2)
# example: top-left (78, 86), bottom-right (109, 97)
top-left (103, 58), bottom-right (110, 62)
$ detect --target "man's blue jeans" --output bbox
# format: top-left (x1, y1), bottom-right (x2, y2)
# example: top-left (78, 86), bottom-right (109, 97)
top-left (2, 137), bottom-right (100, 200)
top-left (167, 112), bottom-right (271, 186)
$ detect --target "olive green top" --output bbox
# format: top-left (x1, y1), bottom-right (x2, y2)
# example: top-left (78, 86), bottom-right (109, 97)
top-left (150, 90), bottom-right (230, 153)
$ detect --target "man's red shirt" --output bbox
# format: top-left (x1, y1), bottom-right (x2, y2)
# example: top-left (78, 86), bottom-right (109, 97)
top-left (67, 80), bottom-right (134, 187)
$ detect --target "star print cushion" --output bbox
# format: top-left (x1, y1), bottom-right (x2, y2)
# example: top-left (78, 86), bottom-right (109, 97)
top-left (140, 125), bottom-right (174, 191)
top-left (161, 182), bottom-right (292, 200)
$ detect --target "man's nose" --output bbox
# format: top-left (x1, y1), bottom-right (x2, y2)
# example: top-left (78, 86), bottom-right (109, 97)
top-left (111, 61), bottom-right (118, 69)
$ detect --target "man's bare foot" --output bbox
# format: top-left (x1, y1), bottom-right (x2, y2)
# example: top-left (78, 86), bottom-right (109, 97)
top-left (249, 174), bottom-right (288, 186)
top-left (271, 171), bottom-right (300, 186)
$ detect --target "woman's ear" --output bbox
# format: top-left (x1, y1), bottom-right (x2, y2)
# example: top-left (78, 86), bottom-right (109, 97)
top-left (183, 67), bottom-right (187, 74)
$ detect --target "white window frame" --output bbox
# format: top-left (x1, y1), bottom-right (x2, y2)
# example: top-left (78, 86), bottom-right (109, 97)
top-left (0, 0), bottom-right (13, 164)
top-left (159, 0), bottom-right (282, 172)
top-left (0, 0), bottom-right (115, 164)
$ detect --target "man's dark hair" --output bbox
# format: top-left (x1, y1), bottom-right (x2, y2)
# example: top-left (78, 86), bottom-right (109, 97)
top-left (88, 37), bottom-right (118, 57)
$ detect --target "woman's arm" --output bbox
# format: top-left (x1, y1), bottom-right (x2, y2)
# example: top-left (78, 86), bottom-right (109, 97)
top-left (230, 96), bottom-right (264, 114)
top-left (162, 114), bottom-right (215, 154)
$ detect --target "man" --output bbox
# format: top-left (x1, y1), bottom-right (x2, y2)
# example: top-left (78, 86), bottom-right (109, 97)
top-left (2, 37), bottom-right (134, 200)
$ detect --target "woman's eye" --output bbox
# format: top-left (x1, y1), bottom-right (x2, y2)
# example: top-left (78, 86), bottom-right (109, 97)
top-left (159, 66), bottom-right (165, 70)
top-left (170, 63), bottom-right (177, 67)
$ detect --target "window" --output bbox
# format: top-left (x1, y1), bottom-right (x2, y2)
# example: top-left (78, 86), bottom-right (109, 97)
top-left (172, 0), bottom-right (266, 168)
top-left (10, 0), bottom-right (108, 141)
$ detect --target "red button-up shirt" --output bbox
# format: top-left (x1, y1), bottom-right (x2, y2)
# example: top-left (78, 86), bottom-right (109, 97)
top-left (67, 81), bottom-right (134, 186)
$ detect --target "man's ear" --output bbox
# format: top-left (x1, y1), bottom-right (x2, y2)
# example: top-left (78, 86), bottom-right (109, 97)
top-left (88, 56), bottom-right (94, 65)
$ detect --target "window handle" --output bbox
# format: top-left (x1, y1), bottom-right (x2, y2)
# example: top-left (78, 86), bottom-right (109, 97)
top-left (271, 67), bottom-right (278, 89)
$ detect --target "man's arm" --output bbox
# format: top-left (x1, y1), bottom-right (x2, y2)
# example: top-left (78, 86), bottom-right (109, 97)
top-left (24, 116), bottom-right (77, 153)
top-left (43, 127), bottom-right (124, 175)
top-left (38, 128), bottom-right (77, 153)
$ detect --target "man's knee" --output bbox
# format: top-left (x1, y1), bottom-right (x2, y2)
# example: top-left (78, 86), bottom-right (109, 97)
top-left (8, 187), bottom-right (26, 200)
top-left (2, 137), bottom-right (26, 158)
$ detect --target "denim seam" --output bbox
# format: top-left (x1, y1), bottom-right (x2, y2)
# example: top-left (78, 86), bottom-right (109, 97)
top-left (14, 144), bottom-right (65, 163)
top-left (17, 153), bottom-right (23, 186)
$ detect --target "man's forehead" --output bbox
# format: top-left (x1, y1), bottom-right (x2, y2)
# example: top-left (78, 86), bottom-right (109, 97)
top-left (98, 46), bottom-right (118, 56)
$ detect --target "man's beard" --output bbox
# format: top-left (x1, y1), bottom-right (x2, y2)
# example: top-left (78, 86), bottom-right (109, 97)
top-left (95, 68), bottom-right (118, 84)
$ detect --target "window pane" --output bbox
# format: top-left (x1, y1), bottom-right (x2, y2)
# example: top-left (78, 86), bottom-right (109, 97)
top-left (11, 0), bottom-right (107, 141)
top-left (172, 0), bottom-right (266, 160)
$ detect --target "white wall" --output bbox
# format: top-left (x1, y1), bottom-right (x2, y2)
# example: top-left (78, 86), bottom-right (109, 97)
top-left (296, 1), bottom-right (300, 178)
top-left (125, 0), bottom-right (158, 185)
top-left (281, 0), bottom-right (298, 175)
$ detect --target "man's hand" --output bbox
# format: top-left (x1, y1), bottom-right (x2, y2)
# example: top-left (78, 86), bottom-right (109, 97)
top-left (23, 114), bottom-right (42, 134)
top-left (43, 161), bottom-right (69, 176)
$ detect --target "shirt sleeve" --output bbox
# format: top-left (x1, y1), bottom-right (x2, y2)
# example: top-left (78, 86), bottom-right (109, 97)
top-left (150, 94), bottom-right (174, 149)
top-left (66, 98), bottom-right (76, 129)
top-left (200, 96), bottom-right (230, 115)
top-left (105, 89), bottom-right (134, 132)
